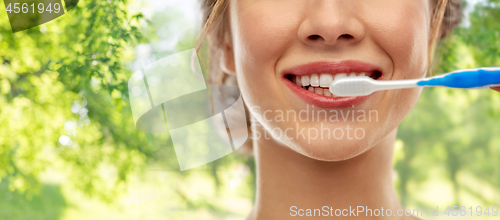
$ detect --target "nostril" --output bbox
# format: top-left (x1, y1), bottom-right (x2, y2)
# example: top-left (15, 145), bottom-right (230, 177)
top-left (308, 35), bottom-right (323, 40)
top-left (339, 34), bottom-right (354, 40)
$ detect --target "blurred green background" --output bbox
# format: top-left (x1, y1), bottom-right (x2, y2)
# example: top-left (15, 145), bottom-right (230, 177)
top-left (0, 0), bottom-right (499, 219)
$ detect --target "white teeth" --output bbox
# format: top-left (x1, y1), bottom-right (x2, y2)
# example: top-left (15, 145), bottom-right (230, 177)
top-left (334, 73), bottom-right (347, 80)
top-left (301, 76), bottom-right (310, 86)
top-left (295, 76), bottom-right (302, 87)
top-left (314, 88), bottom-right (323, 95)
top-left (301, 72), bottom-right (372, 97)
top-left (310, 74), bottom-right (319, 86)
top-left (319, 74), bottom-right (333, 87)
top-left (324, 89), bottom-right (332, 97)
top-left (299, 72), bottom-right (368, 87)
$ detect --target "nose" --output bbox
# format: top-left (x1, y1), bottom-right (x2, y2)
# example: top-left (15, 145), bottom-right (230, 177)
top-left (298, 1), bottom-right (365, 48)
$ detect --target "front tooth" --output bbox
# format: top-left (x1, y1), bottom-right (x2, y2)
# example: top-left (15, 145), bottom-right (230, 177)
top-left (310, 74), bottom-right (319, 86)
top-left (296, 76), bottom-right (302, 86)
top-left (301, 76), bottom-right (310, 86)
top-left (359, 72), bottom-right (366, 77)
top-left (319, 74), bottom-right (333, 87)
top-left (334, 73), bottom-right (347, 80)
top-left (308, 87), bottom-right (314, 92)
top-left (314, 88), bottom-right (323, 95)
top-left (349, 72), bottom-right (356, 77)
top-left (324, 89), bottom-right (332, 97)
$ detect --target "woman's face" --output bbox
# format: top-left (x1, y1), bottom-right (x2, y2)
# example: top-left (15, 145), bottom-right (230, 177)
top-left (227, 0), bottom-right (431, 160)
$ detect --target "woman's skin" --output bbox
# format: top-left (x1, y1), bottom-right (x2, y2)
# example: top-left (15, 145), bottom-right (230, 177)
top-left (217, 0), bottom-right (500, 219)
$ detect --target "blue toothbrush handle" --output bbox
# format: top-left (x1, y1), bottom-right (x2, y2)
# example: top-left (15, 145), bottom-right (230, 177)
top-left (417, 67), bottom-right (500, 88)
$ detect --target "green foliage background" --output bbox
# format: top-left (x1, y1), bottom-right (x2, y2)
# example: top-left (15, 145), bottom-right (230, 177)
top-left (0, 0), bottom-right (499, 219)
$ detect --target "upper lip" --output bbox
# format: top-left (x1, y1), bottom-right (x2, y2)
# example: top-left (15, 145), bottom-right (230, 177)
top-left (281, 60), bottom-right (384, 78)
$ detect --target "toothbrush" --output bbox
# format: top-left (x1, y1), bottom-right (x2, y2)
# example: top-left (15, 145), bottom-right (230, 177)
top-left (329, 67), bottom-right (500, 97)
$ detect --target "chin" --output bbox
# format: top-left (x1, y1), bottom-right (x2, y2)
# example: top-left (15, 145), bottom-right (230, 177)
top-left (267, 122), bottom-right (382, 162)
top-left (297, 139), bottom-right (373, 162)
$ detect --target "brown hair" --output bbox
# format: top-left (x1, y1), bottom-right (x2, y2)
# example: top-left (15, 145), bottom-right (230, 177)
top-left (197, 0), bottom-right (231, 86)
top-left (197, 0), bottom-right (463, 80)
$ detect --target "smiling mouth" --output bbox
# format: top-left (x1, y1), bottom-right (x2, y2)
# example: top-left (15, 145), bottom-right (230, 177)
top-left (285, 71), bottom-right (382, 97)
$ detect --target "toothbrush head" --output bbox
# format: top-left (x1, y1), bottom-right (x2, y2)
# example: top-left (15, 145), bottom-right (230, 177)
top-left (329, 76), bottom-right (376, 97)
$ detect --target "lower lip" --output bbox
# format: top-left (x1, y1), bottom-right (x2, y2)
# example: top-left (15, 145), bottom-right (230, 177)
top-left (282, 76), bottom-right (372, 108)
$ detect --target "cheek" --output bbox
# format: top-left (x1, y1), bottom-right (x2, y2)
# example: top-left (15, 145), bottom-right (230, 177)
top-left (367, 0), bottom-right (431, 79)
top-left (360, 1), bottom-right (431, 142)
top-left (230, 1), bottom-right (300, 71)
top-left (368, 0), bottom-right (430, 119)
top-left (230, 1), bottom-right (301, 105)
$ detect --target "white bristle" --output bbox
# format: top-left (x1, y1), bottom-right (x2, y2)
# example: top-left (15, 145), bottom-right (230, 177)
top-left (329, 76), bottom-right (375, 97)
top-left (329, 76), bottom-right (421, 97)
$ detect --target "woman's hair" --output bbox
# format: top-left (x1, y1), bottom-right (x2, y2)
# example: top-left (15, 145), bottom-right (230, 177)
top-left (196, 0), bottom-right (463, 83)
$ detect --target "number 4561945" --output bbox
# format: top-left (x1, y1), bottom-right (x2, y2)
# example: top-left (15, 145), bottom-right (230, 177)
top-left (5, 3), bottom-right (62, 14)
